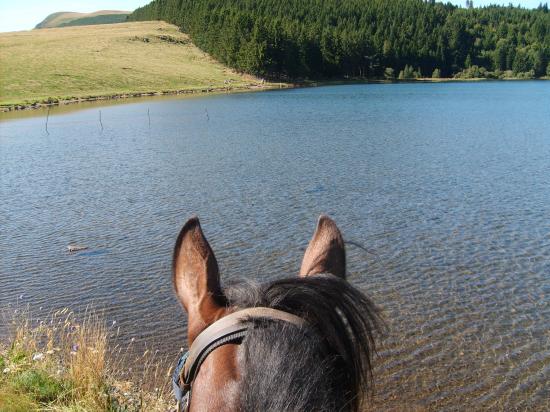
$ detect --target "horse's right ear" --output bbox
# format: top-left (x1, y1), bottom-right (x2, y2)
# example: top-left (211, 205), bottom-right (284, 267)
top-left (300, 215), bottom-right (346, 278)
top-left (173, 217), bottom-right (227, 344)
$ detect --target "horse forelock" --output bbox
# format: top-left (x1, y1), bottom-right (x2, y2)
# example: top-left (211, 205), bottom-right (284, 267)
top-left (224, 275), bottom-right (382, 412)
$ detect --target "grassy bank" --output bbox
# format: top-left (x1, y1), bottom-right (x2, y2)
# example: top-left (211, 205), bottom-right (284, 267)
top-left (0, 22), bottom-right (283, 111)
top-left (0, 309), bottom-right (173, 411)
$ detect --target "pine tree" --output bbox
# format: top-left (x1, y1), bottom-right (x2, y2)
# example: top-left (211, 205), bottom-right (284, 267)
top-left (129, 0), bottom-right (550, 80)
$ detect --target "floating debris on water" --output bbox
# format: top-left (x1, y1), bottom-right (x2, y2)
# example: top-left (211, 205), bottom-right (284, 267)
top-left (67, 245), bottom-right (88, 252)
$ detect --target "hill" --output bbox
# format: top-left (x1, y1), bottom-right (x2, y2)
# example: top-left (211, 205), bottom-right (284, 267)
top-left (129, 0), bottom-right (550, 80)
top-left (0, 22), bottom-right (273, 109)
top-left (58, 13), bottom-right (129, 28)
top-left (35, 10), bottom-right (130, 29)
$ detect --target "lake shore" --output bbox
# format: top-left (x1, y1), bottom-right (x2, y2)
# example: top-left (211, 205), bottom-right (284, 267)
top-left (298, 76), bottom-right (548, 87)
top-left (2, 21), bottom-right (546, 113)
top-left (3, 76), bottom-right (547, 113)
top-left (0, 83), bottom-right (292, 112)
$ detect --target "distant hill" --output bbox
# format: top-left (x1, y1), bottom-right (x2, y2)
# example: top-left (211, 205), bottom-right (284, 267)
top-left (35, 10), bottom-right (129, 29)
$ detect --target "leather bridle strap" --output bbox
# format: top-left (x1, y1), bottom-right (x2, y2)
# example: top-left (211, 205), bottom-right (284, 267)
top-left (181, 307), bottom-right (307, 387)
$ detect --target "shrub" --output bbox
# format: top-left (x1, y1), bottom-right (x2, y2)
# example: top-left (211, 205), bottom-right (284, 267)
top-left (454, 65), bottom-right (488, 79)
top-left (399, 65), bottom-right (415, 79)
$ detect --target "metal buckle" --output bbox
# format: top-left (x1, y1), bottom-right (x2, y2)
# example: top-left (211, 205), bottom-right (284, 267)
top-left (173, 352), bottom-right (190, 410)
top-left (182, 391), bottom-right (190, 412)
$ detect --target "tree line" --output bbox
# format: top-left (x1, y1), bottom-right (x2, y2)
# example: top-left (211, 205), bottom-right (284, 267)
top-left (129, 0), bottom-right (550, 80)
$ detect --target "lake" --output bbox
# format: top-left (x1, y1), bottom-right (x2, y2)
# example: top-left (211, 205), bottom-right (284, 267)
top-left (1, 82), bottom-right (549, 410)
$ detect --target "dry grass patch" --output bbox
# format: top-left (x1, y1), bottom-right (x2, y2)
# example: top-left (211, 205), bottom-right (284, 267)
top-left (0, 307), bottom-right (173, 411)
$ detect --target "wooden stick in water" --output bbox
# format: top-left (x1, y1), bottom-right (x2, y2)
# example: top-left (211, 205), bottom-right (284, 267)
top-left (45, 107), bottom-right (50, 135)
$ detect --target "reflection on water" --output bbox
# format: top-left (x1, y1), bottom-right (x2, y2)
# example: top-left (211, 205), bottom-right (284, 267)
top-left (1, 82), bottom-right (549, 410)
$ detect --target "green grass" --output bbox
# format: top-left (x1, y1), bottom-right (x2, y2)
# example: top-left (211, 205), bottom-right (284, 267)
top-left (0, 21), bottom-right (273, 108)
top-left (12, 370), bottom-right (69, 403)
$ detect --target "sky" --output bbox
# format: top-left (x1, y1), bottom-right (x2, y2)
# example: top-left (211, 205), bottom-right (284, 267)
top-left (0, 0), bottom-right (545, 33)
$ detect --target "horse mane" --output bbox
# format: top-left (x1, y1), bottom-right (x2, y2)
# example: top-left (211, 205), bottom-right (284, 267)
top-left (225, 274), bottom-right (382, 411)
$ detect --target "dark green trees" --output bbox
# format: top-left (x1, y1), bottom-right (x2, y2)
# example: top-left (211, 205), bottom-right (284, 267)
top-left (129, 0), bottom-right (550, 80)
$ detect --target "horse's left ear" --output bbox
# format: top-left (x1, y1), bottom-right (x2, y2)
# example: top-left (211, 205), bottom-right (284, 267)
top-left (173, 217), bottom-right (228, 344)
top-left (300, 215), bottom-right (346, 278)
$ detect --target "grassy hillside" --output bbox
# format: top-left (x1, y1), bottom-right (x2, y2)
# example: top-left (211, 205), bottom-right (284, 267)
top-left (34, 12), bottom-right (84, 29)
top-left (0, 22), bottom-right (273, 109)
top-left (58, 14), bottom-right (129, 28)
top-left (35, 11), bottom-right (130, 29)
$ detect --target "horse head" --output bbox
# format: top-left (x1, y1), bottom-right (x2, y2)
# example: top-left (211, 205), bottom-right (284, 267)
top-left (172, 215), bottom-right (381, 411)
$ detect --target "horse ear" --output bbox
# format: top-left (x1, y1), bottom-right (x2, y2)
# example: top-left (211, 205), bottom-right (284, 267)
top-left (173, 217), bottom-right (227, 344)
top-left (300, 215), bottom-right (346, 278)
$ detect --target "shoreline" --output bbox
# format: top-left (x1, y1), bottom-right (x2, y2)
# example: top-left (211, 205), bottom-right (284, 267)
top-left (298, 76), bottom-right (548, 87)
top-left (0, 83), bottom-right (293, 113)
top-left (2, 76), bottom-right (547, 113)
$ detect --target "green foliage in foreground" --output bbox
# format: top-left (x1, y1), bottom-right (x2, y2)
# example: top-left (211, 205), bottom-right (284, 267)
top-left (0, 349), bottom-right (96, 412)
top-left (0, 350), bottom-right (62, 411)
top-left (129, 0), bottom-right (550, 79)
top-left (12, 369), bottom-right (69, 404)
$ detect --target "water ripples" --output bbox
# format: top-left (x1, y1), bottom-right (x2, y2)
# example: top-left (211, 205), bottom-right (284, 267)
top-left (1, 82), bottom-right (549, 410)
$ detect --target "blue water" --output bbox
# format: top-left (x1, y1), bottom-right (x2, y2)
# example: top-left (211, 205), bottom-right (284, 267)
top-left (1, 82), bottom-right (549, 410)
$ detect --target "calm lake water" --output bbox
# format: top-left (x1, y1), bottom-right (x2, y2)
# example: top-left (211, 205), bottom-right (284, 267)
top-left (1, 82), bottom-right (549, 410)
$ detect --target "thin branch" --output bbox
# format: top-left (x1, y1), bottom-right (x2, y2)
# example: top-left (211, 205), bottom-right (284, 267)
top-left (344, 240), bottom-right (381, 263)
top-left (45, 107), bottom-right (50, 135)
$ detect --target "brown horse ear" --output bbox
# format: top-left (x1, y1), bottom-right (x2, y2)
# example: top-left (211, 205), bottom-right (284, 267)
top-left (173, 217), bottom-right (227, 344)
top-left (300, 215), bottom-right (346, 278)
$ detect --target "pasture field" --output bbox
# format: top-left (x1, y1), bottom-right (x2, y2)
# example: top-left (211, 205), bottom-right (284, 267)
top-left (0, 22), bottom-right (274, 109)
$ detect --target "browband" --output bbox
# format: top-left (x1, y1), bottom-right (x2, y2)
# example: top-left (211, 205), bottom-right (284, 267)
top-left (181, 307), bottom-right (307, 387)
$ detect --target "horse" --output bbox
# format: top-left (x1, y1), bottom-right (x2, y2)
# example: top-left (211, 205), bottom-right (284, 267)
top-left (171, 215), bottom-right (382, 411)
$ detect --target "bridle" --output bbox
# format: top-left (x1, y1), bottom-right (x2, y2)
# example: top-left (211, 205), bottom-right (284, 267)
top-left (172, 307), bottom-right (307, 411)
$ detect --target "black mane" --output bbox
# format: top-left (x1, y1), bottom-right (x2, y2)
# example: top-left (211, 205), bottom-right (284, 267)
top-left (225, 274), bottom-right (382, 411)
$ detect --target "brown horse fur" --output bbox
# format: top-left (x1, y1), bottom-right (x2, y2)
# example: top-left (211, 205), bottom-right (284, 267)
top-left (172, 215), bottom-right (381, 411)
